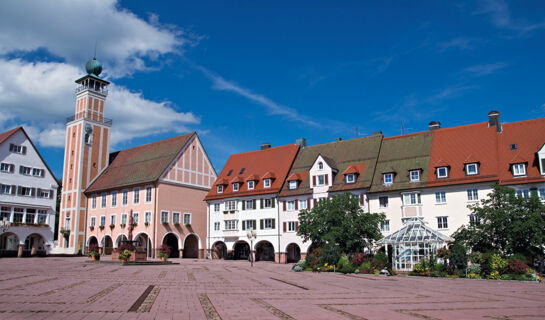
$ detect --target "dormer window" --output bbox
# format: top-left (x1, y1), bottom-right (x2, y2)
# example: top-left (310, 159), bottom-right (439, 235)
top-left (346, 173), bottom-right (355, 184)
top-left (264, 179), bottom-right (271, 188)
top-left (465, 163), bottom-right (479, 176)
top-left (247, 181), bottom-right (255, 189)
top-left (409, 170), bottom-right (420, 182)
top-left (436, 167), bottom-right (449, 179)
top-left (233, 183), bottom-right (239, 192)
top-left (383, 173), bottom-right (393, 186)
top-left (217, 185), bottom-right (223, 193)
top-left (538, 145), bottom-right (545, 176)
top-left (288, 180), bottom-right (298, 190)
top-left (317, 162), bottom-right (323, 170)
top-left (512, 163), bottom-right (526, 177)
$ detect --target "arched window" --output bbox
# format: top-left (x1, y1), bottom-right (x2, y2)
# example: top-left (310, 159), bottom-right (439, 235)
top-left (318, 162), bottom-right (323, 170)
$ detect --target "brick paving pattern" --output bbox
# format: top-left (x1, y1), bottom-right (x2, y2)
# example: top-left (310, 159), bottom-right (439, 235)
top-left (0, 257), bottom-right (543, 319)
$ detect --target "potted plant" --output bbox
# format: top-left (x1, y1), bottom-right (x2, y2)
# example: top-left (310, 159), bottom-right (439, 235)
top-left (158, 244), bottom-right (171, 262)
top-left (99, 225), bottom-right (105, 230)
top-left (109, 224), bottom-right (115, 229)
top-left (87, 244), bottom-right (100, 261)
top-left (120, 223), bottom-right (126, 228)
top-left (60, 228), bottom-right (70, 237)
top-left (184, 223), bottom-right (191, 227)
top-left (118, 249), bottom-right (132, 263)
top-left (173, 221), bottom-right (180, 226)
top-left (144, 222), bottom-right (150, 226)
top-left (161, 221), bottom-right (168, 226)
top-left (89, 225), bottom-right (94, 231)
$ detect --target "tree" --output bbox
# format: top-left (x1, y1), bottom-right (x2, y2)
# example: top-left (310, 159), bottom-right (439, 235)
top-left (297, 193), bottom-right (385, 263)
top-left (453, 185), bottom-right (545, 258)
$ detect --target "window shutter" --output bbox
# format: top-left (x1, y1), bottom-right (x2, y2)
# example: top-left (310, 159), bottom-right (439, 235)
top-left (283, 201), bottom-right (286, 211)
top-left (272, 219), bottom-right (275, 229)
top-left (17, 186), bottom-right (22, 195)
top-left (307, 198), bottom-right (311, 208)
top-left (283, 222), bottom-right (286, 232)
top-left (271, 198), bottom-right (275, 208)
top-left (260, 219), bottom-right (263, 229)
top-left (312, 176), bottom-right (316, 187)
top-left (9, 144), bottom-right (14, 152)
top-left (360, 194), bottom-right (364, 205)
top-left (313, 199), bottom-right (317, 206)
top-left (260, 199), bottom-right (263, 209)
top-left (10, 164), bottom-right (14, 173)
top-left (295, 200), bottom-right (298, 210)
top-left (19, 166), bottom-right (23, 174)
top-left (325, 174), bottom-right (328, 185)
top-left (242, 201), bottom-right (245, 210)
top-left (295, 222), bottom-right (299, 232)
top-left (36, 188), bottom-right (42, 198)
top-left (253, 220), bottom-right (257, 230)
top-left (253, 199), bottom-right (256, 209)
top-left (242, 221), bottom-right (246, 230)
top-left (22, 146), bottom-right (27, 154)
top-left (11, 185), bottom-right (17, 195)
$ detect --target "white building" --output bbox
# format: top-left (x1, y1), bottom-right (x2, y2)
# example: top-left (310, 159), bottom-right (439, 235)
top-left (0, 127), bottom-right (58, 257)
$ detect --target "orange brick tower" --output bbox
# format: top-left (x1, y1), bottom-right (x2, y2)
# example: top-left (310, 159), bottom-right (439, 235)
top-left (57, 58), bottom-right (111, 254)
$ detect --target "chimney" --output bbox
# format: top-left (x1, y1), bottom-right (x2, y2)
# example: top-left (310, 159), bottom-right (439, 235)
top-left (295, 138), bottom-right (307, 147)
top-left (260, 143), bottom-right (271, 150)
top-left (488, 110), bottom-right (501, 132)
top-left (335, 137), bottom-right (342, 142)
top-left (372, 131), bottom-right (382, 136)
top-left (428, 121), bottom-right (441, 130)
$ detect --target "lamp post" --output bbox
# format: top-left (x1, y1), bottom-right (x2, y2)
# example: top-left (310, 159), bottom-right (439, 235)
top-left (247, 230), bottom-right (256, 267)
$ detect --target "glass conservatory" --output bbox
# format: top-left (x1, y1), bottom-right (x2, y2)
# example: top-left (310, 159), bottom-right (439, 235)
top-left (377, 218), bottom-right (452, 271)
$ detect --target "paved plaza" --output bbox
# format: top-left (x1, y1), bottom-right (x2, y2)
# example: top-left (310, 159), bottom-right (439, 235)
top-left (0, 257), bottom-right (544, 319)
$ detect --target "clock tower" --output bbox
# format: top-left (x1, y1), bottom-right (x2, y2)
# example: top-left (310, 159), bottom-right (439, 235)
top-left (57, 58), bottom-right (111, 254)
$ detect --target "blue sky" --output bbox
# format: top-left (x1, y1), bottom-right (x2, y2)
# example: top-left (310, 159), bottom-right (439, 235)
top-left (1, 0), bottom-right (544, 179)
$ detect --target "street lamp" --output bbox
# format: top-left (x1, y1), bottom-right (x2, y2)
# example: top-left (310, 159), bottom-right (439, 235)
top-left (247, 230), bottom-right (256, 267)
top-left (0, 218), bottom-right (11, 233)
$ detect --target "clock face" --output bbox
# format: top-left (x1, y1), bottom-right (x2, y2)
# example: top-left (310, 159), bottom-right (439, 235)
top-left (85, 124), bottom-right (93, 134)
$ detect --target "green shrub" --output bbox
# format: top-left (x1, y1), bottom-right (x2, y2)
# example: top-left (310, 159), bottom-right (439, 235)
top-left (448, 243), bottom-right (468, 272)
top-left (321, 244), bottom-right (342, 266)
top-left (467, 263), bottom-right (481, 275)
top-left (339, 262), bottom-right (357, 274)
top-left (359, 261), bottom-right (373, 274)
top-left (373, 252), bottom-right (388, 266)
top-left (467, 272), bottom-right (481, 279)
top-left (490, 254), bottom-right (507, 273)
top-left (354, 269), bottom-right (360, 274)
top-left (434, 263), bottom-right (446, 272)
top-left (337, 255), bottom-right (350, 270)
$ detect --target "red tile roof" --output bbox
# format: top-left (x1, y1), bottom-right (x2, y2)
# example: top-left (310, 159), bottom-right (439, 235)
top-left (427, 122), bottom-right (499, 187)
top-left (85, 132), bottom-right (195, 193)
top-left (0, 127), bottom-right (21, 145)
top-left (498, 118), bottom-right (545, 185)
top-left (204, 144), bottom-right (299, 200)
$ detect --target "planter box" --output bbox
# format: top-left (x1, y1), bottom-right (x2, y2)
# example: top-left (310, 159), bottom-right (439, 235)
top-left (111, 249), bottom-right (147, 262)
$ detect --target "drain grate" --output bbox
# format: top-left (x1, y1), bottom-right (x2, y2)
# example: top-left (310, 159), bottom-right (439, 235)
top-left (269, 277), bottom-right (309, 290)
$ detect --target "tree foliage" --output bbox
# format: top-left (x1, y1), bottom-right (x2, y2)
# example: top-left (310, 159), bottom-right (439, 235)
top-left (453, 185), bottom-right (545, 258)
top-left (297, 193), bottom-right (385, 259)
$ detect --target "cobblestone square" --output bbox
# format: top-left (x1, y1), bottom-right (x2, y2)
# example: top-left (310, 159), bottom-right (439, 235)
top-left (0, 257), bottom-right (543, 320)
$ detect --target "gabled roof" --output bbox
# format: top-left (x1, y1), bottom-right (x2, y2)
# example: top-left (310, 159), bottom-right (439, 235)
top-left (280, 135), bottom-right (382, 196)
top-left (498, 118), bottom-right (545, 185)
top-left (369, 132), bottom-right (432, 193)
top-left (427, 122), bottom-right (499, 187)
top-left (205, 144), bottom-right (299, 200)
top-left (0, 127), bottom-right (21, 145)
top-left (85, 132), bottom-right (195, 193)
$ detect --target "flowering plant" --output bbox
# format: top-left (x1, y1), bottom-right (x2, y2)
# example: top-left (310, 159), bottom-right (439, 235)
top-left (118, 249), bottom-right (132, 261)
top-left (157, 244), bottom-right (171, 259)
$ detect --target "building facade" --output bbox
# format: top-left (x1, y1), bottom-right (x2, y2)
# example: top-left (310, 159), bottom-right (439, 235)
top-left (0, 127), bottom-right (58, 257)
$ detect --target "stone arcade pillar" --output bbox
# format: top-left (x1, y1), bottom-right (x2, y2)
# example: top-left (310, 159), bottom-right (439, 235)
top-left (17, 244), bottom-right (23, 258)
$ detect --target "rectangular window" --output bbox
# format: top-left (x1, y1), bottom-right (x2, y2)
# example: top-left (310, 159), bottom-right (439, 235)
top-left (379, 196), bottom-right (389, 208)
top-left (0, 185), bottom-right (13, 195)
top-left (381, 220), bottom-right (390, 232)
top-left (9, 144), bottom-right (25, 154)
top-left (264, 198), bottom-right (272, 208)
top-left (409, 170), bottom-right (420, 182)
top-left (244, 220), bottom-right (255, 230)
top-left (91, 194), bottom-right (97, 209)
top-left (37, 211), bottom-right (47, 224)
top-left (217, 185), bottom-right (223, 193)
top-left (214, 222), bottom-right (221, 231)
top-left (299, 199), bottom-right (307, 210)
top-left (121, 213), bottom-right (127, 225)
top-left (403, 192), bottom-right (421, 205)
top-left (264, 218), bottom-right (274, 229)
top-left (346, 174), bottom-right (356, 184)
top-left (101, 193), bottom-right (106, 208)
top-left (13, 208), bottom-right (23, 223)
top-left (133, 212), bottom-right (139, 225)
top-left (38, 189), bottom-right (51, 198)
top-left (100, 215), bottom-right (106, 226)
top-left (465, 163), bottom-right (479, 175)
top-left (145, 186), bottom-right (152, 202)
top-left (539, 188), bottom-right (545, 201)
top-left (225, 200), bottom-right (237, 211)
top-left (20, 166), bottom-right (31, 175)
top-left (516, 189), bottom-right (530, 198)
top-left (247, 180), bottom-right (255, 189)
top-left (111, 191), bottom-right (117, 207)
top-left (383, 173), bottom-right (393, 185)
top-left (317, 175), bottom-right (325, 186)
top-left (264, 179), bottom-right (271, 188)
top-left (25, 209), bottom-right (35, 224)
top-left (224, 220), bottom-right (237, 230)
top-left (0, 207), bottom-right (10, 221)
top-left (287, 221), bottom-right (296, 232)
top-left (214, 203), bottom-right (220, 212)
top-left (110, 215), bottom-right (116, 226)
top-left (435, 191), bottom-right (446, 204)
top-left (122, 190), bottom-right (128, 205)
top-left (161, 211), bottom-right (169, 223)
top-left (0, 163), bottom-right (14, 173)
top-left (183, 213), bottom-right (191, 225)
top-left (246, 200), bottom-right (254, 210)
top-left (90, 216), bottom-right (96, 227)
top-left (467, 188), bottom-right (479, 201)
top-left (512, 163), bottom-right (526, 176)
top-left (32, 168), bottom-right (44, 177)
top-left (20, 187), bottom-right (33, 197)
top-left (287, 200), bottom-right (295, 211)
top-left (233, 183), bottom-right (239, 192)
top-left (436, 167), bottom-right (449, 178)
top-left (469, 214), bottom-right (480, 225)
top-left (145, 211), bottom-right (151, 224)
top-left (288, 180), bottom-right (298, 189)
top-left (133, 187), bottom-right (140, 204)
top-left (173, 212), bottom-right (180, 224)
top-left (437, 216), bottom-right (448, 229)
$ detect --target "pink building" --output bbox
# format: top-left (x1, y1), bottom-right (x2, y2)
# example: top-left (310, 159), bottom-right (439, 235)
top-left (85, 132), bottom-right (217, 258)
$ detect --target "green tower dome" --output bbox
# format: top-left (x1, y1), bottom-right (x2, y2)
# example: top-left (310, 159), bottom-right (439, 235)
top-left (85, 58), bottom-right (102, 76)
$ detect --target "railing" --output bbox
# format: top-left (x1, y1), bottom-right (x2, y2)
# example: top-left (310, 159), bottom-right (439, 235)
top-left (75, 84), bottom-right (108, 96)
top-left (66, 115), bottom-right (113, 125)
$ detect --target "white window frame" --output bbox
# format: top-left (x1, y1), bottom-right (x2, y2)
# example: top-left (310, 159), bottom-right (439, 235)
top-left (224, 220), bottom-right (237, 231)
top-left (38, 189), bottom-right (51, 199)
top-left (437, 216), bottom-right (448, 229)
top-left (383, 173), bottom-right (393, 185)
top-left (217, 185), bottom-right (224, 193)
top-left (512, 163), bottom-right (526, 176)
top-left (0, 163), bottom-right (13, 173)
top-left (161, 211), bottom-right (169, 223)
top-left (101, 193), bottom-right (107, 208)
top-left (172, 212), bottom-right (181, 224)
top-left (299, 199), bottom-right (307, 210)
top-left (346, 174), bottom-right (355, 184)
top-left (214, 222), bottom-right (220, 231)
top-left (233, 183), bottom-right (239, 192)
top-left (516, 189), bottom-right (530, 198)
top-left (287, 221), bottom-right (296, 232)
top-left (318, 162), bottom-right (323, 170)
top-left (225, 200), bottom-right (237, 211)
top-left (90, 216), bottom-right (96, 227)
top-left (121, 213), bottom-right (127, 226)
top-left (145, 186), bottom-right (152, 203)
top-left (91, 195), bottom-right (97, 209)
top-left (21, 166), bottom-right (31, 175)
top-left (246, 200), bottom-right (254, 210)
top-left (263, 179), bottom-right (271, 188)
top-left (409, 170), bottom-right (420, 182)
top-left (111, 191), bottom-right (117, 207)
top-left (122, 189), bottom-right (128, 206)
top-left (435, 191), bottom-right (446, 204)
top-left (100, 215), bottom-right (106, 226)
top-left (465, 163), bottom-right (479, 175)
top-left (287, 200), bottom-right (295, 211)
top-left (214, 203), bottom-right (220, 212)
top-left (132, 212), bottom-right (139, 225)
top-left (9, 144), bottom-right (24, 154)
top-left (288, 180), bottom-right (298, 190)
top-left (264, 198), bottom-right (273, 208)
top-left (145, 211), bottom-right (151, 224)
top-left (247, 180), bottom-right (255, 190)
top-left (436, 167), bottom-right (449, 178)
top-left (469, 214), bottom-right (480, 225)
top-left (317, 175), bottom-right (325, 186)
top-left (403, 192), bottom-right (421, 205)
top-left (539, 188), bottom-right (545, 201)
top-left (245, 220), bottom-right (255, 230)
top-left (381, 219), bottom-right (390, 232)
top-left (467, 188), bottom-right (479, 201)
top-left (183, 213), bottom-right (191, 225)
top-left (110, 214), bottom-right (116, 226)
top-left (133, 187), bottom-right (140, 204)
top-left (32, 168), bottom-right (44, 177)
top-left (263, 218), bottom-right (274, 229)
top-left (0, 185), bottom-right (13, 195)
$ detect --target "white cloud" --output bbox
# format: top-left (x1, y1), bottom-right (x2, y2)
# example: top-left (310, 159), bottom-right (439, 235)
top-left (0, 0), bottom-right (191, 78)
top-left (436, 37), bottom-right (480, 51)
top-left (462, 62), bottom-right (509, 77)
top-left (476, 0), bottom-right (545, 35)
top-left (0, 58), bottom-right (199, 148)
